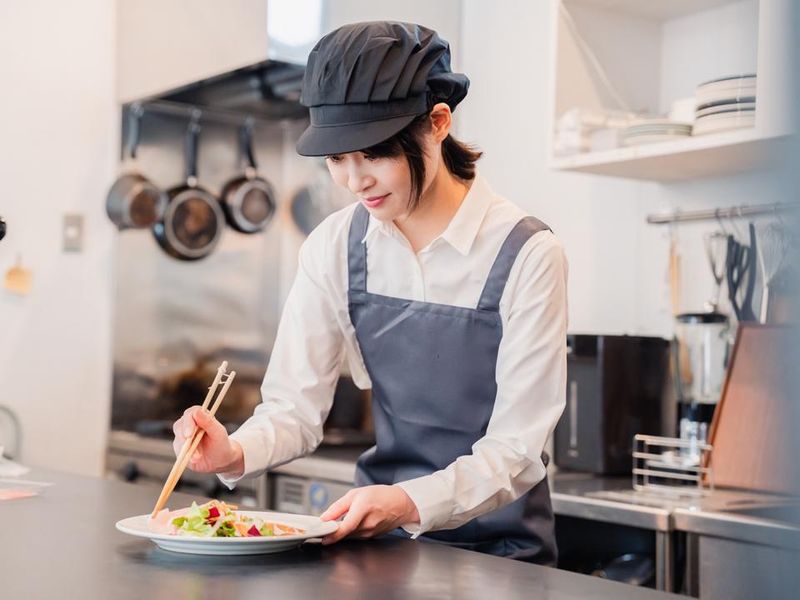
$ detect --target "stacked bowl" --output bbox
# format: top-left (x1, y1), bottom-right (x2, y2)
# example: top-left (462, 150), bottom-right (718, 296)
top-left (693, 74), bottom-right (756, 135)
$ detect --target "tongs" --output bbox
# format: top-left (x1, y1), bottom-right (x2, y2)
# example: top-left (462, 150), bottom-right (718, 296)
top-left (726, 223), bottom-right (758, 322)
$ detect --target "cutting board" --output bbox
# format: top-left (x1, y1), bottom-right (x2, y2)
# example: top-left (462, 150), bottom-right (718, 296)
top-left (708, 324), bottom-right (800, 495)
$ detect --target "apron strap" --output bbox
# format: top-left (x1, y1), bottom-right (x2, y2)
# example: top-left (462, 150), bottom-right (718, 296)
top-left (348, 204), bottom-right (371, 292)
top-left (477, 217), bottom-right (551, 312)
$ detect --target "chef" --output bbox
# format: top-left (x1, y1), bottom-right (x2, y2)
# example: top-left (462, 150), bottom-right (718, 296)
top-left (172, 21), bottom-right (568, 565)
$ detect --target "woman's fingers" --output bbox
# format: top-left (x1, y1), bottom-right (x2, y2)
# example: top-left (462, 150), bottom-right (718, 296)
top-left (321, 500), bottom-right (367, 545)
top-left (320, 490), bottom-right (354, 521)
top-left (191, 408), bottom-right (230, 442)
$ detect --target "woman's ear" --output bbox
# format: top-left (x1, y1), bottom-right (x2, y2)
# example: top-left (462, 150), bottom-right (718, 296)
top-left (428, 102), bottom-right (452, 143)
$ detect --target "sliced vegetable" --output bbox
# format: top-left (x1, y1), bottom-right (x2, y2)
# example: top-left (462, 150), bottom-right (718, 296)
top-left (166, 500), bottom-right (305, 538)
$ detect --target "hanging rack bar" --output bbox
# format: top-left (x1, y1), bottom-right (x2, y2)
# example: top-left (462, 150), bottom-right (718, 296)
top-left (646, 202), bottom-right (800, 225)
top-left (128, 100), bottom-right (303, 128)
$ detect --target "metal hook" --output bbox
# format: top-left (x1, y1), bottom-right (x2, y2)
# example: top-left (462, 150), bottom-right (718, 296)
top-left (727, 206), bottom-right (744, 240)
top-left (125, 103), bottom-right (145, 160)
top-left (714, 208), bottom-right (729, 235)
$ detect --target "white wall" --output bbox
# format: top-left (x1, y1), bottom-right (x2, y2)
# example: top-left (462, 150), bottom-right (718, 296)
top-left (0, 0), bottom-right (117, 475)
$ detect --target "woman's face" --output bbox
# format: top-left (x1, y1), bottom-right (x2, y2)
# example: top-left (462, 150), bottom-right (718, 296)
top-left (325, 152), bottom-right (418, 222)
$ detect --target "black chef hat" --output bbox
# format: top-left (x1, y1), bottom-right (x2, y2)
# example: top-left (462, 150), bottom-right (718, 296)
top-left (296, 21), bottom-right (469, 157)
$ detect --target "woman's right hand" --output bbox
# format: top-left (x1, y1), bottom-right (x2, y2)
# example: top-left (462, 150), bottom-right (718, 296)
top-left (172, 407), bottom-right (244, 477)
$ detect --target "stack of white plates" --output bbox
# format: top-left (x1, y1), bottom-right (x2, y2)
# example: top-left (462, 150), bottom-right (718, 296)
top-left (694, 74), bottom-right (756, 135)
top-left (621, 118), bottom-right (692, 146)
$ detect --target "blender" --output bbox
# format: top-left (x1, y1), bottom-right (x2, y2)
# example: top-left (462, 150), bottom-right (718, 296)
top-left (672, 312), bottom-right (730, 462)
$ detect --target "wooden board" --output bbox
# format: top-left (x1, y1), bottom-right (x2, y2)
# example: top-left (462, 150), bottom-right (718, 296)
top-left (708, 324), bottom-right (800, 495)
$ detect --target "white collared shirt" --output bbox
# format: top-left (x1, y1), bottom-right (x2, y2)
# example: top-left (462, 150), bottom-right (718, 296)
top-left (221, 173), bottom-right (569, 536)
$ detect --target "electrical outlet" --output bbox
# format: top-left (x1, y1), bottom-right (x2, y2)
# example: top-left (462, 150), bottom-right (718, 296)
top-left (63, 214), bottom-right (83, 252)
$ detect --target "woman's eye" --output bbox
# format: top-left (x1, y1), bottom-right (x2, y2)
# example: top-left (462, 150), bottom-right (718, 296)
top-left (326, 155), bottom-right (342, 163)
top-left (363, 154), bottom-right (379, 162)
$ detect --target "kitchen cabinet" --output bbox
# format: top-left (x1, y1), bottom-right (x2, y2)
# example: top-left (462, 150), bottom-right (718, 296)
top-left (116, 0), bottom-right (268, 102)
top-left (547, 0), bottom-right (794, 181)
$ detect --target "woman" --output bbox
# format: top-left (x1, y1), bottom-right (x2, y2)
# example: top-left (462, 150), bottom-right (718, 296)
top-left (172, 21), bottom-right (568, 565)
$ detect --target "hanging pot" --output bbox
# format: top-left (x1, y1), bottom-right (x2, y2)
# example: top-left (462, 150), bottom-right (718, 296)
top-left (153, 116), bottom-right (225, 261)
top-left (290, 161), bottom-right (352, 236)
top-left (219, 119), bottom-right (276, 234)
top-left (106, 105), bottom-right (167, 230)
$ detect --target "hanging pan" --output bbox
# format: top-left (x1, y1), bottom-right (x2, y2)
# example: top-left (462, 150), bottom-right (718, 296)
top-left (219, 119), bottom-right (276, 234)
top-left (152, 114), bottom-right (225, 261)
top-left (106, 104), bottom-right (167, 229)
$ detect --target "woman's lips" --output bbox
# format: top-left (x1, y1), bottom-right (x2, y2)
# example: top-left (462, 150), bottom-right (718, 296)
top-left (362, 193), bottom-right (389, 208)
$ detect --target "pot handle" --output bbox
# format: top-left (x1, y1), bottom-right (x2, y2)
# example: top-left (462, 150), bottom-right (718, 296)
top-left (123, 103), bottom-right (144, 161)
top-left (184, 111), bottom-right (202, 187)
top-left (239, 118), bottom-right (258, 175)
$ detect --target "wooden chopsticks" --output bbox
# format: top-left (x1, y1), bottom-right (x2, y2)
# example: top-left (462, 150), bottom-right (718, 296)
top-left (150, 361), bottom-right (236, 518)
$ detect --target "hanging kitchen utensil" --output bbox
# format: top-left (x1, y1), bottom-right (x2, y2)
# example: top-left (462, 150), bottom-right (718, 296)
top-left (0, 216), bottom-right (6, 242)
top-left (4, 254), bottom-right (32, 295)
top-left (219, 119), bottom-right (277, 234)
top-left (756, 219), bottom-right (790, 323)
top-left (741, 222), bottom-right (758, 321)
top-left (290, 161), bottom-right (353, 236)
top-left (106, 105), bottom-right (167, 230)
top-left (702, 230), bottom-right (728, 313)
top-left (153, 114), bottom-right (225, 261)
top-left (725, 226), bottom-right (757, 322)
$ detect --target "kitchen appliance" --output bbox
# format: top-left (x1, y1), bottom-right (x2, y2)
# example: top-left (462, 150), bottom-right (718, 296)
top-left (672, 312), bottom-right (730, 460)
top-left (554, 335), bottom-right (670, 475)
top-left (273, 473), bottom-right (352, 516)
top-left (220, 120), bottom-right (277, 234)
top-left (106, 105), bottom-right (168, 230)
top-left (152, 116), bottom-right (225, 261)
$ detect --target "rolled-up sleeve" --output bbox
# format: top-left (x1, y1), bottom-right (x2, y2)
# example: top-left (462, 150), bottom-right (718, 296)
top-left (396, 232), bottom-right (568, 535)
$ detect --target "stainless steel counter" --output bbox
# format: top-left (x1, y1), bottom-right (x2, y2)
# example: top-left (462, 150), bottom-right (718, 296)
top-left (107, 436), bottom-right (800, 597)
top-left (0, 468), bottom-right (683, 600)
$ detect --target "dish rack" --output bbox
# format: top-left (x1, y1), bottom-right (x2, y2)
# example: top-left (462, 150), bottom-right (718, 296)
top-left (633, 434), bottom-right (713, 498)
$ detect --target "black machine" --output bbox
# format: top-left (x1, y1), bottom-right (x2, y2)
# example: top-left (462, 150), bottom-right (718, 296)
top-left (554, 334), bottom-right (670, 475)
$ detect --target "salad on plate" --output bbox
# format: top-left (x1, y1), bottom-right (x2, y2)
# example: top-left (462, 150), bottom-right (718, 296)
top-left (149, 499), bottom-right (305, 538)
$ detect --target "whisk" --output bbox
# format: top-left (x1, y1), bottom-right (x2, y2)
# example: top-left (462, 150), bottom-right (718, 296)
top-left (757, 220), bottom-right (790, 323)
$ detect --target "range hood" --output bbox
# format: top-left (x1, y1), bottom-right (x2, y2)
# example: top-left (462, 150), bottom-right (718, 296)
top-left (148, 59), bottom-right (308, 121)
top-left (119, 0), bottom-right (326, 122)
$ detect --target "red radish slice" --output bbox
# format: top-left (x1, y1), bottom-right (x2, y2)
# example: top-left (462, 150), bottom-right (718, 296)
top-left (247, 525), bottom-right (261, 537)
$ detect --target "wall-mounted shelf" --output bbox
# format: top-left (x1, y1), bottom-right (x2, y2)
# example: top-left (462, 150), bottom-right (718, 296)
top-left (549, 128), bottom-right (789, 182)
top-left (547, 0), bottom-right (793, 182)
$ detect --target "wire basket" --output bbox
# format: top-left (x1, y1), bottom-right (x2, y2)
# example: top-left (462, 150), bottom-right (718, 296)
top-left (632, 434), bottom-right (713, 498)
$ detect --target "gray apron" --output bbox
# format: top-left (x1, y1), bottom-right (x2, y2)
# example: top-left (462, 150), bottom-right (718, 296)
top-left (347, 204), bottom-right (558, 565)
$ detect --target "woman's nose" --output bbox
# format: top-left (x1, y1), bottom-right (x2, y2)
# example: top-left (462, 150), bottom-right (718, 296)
top-left (347, 168), bottom-right (374, 195)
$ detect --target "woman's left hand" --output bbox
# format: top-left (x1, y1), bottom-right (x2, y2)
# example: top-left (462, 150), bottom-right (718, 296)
top-left (319, 485), bottom-right (420, 545)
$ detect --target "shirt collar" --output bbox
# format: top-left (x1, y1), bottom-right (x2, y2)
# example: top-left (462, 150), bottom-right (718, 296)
top-left (360, 171), bottom-right (493, 256)
top-left (438, 172), bottom-right (492, 256)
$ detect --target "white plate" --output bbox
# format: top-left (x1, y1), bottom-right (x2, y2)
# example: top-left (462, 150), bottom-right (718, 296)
top-left (622, 132), bottom-right (691, 146)
top-left (116, 510), bottom-right (339, 555)
top-left (693, 112), bottom-right (756, 135)
top-left (696, 104), bottom-right (756, 118)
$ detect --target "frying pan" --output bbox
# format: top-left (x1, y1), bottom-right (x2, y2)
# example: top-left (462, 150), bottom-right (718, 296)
top-left (106, 105), bottom-right (167, 229)
top-left (220, 120), bottom-right (277, 234)
top-left (290, 162), bottom-right (353, 236)
top-left (152, 116), bottom-right (225, 261)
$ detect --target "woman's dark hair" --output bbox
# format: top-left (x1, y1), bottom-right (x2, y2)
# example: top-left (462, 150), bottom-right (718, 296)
top-left (361, 113), bottom-right (482, 211)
